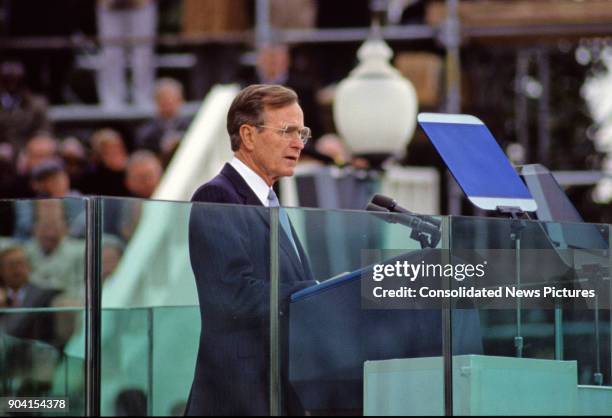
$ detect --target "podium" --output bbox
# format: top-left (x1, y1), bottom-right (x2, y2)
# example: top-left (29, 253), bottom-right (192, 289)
top-left (363, 355), bottom-right (578, 415)
top-left (288, 252), bottom-right (484, 412)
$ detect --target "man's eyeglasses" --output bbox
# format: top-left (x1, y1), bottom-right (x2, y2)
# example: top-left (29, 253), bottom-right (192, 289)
top-left (257, 124), bottom-right (311, 145)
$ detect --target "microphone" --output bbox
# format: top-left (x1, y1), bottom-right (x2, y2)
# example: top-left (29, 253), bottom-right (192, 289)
top-left (366, 203), bottom-right (390, 213)
top-left (366, 203), bottom-right (441, 248)
top-left (371, 194), bottom-right (442, 228)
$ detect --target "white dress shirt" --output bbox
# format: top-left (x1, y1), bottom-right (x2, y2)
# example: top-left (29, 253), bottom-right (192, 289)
top-left (229, 157), bottom-right (274, 206)
top-left (229, 157), bottom-right (310, 272)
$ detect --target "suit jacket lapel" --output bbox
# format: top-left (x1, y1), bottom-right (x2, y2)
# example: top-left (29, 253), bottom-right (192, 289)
top-left (221, 163), bottom-right (263, 207)
top-left (221, 163), bottom-right (308, 280)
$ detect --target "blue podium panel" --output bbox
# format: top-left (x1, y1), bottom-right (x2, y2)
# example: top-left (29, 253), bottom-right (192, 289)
top-left (288, 250), bottom-right (483, 412)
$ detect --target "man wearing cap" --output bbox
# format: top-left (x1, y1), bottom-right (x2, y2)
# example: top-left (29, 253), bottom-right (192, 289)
top-left (30, 158), bottom-right (74, 198)
top-left (186, 84), bottom-right (316, 415)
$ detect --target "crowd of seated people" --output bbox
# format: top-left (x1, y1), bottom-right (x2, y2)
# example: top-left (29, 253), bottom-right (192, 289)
top-left (0, 64), bottom-right (181, 364)
top-left (0, 214), bottom-right (128, 400)
top-left (0, 63), bottom-right (188, 203)
top-left (0, 42), bottom-right (357, 317)
top-left (0, 201), bottom-right (127, 347)
top-left (0, 64), bottom-right (196, 400)
top-left (0, 0), bottom-right (428, 211)
top-left (0, 68), bottom-right (182, 292)
top-left (0, 43), bottom-right (359, 205)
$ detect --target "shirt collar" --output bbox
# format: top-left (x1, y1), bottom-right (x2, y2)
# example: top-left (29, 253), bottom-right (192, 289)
top-left (229, 157), bottom-right (273, 207)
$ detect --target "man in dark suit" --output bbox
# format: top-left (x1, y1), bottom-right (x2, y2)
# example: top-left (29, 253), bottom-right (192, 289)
top-left (0, 244), bottom-right (62, 394)
top-left (0, 244), bottom-right (59, 344)
top-left (134, 78), bottom-right (193, 163)
top-left (186, 84), bottom-right (317, 415)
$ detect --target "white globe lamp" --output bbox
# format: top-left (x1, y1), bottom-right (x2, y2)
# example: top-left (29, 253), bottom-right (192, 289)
top-left (333, 26), bottom-right (418, 163)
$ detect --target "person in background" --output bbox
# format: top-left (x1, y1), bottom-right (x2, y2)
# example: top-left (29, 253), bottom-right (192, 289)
top-left (81, 128), bottom-right (129, 196)
top-left (11, 134), bottom-right (61, 239)
top-left (96, 0), bottom-right (158, 108)
top-left (125, 150), bottom-right (162, 199)
top-left (134, 78), bottom-right (192, 164)
top-left (0, 244), bottom-right (60, 343)
top-left (0, 244), bottom-right (65, 397)
top-left (79, 129), bottom-right (134, 243)
top-left (0, 61), bottom-right (51, 155)
top-left (115, 151), bottom-right (163, 243)
top-left (254, 44), bottom-right (349, 165)
top-left (11, 133), bottom-right (59, 198)
top-left (30, 159), bottom-right (76, 198)
top-left (24, 201), bottom-right (85, 302)
top-left (28, 159), bottom-right (86, 238)
top-left (59, 137), bottom-right (88, 193)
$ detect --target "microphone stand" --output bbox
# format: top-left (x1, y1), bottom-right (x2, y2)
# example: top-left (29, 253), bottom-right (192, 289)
top-left (366, 203), bottom-right (440, 249)
top-left (580, 264), bottom-right (605, 385)
top-left (497, 206), bottom-right (526, 358)
top-left (410, 229), bottom-right (433, 250)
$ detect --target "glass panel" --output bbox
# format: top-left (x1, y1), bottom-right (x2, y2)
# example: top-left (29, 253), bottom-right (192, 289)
top-left (151, 306), bottom-right (199, 416)
top-left (100, 307), bottom-right (150, 416)
top-left (98, 198), bottom-right (271, 415)
top-left (0, 198), bottom-right (87, 416)
top-left (450, 215), bottom-right (611, 416)
top-left (282, 206), bottom-right (447, 415)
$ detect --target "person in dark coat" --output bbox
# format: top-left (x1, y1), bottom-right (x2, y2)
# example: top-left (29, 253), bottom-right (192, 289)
top-left (134, 78), bottom-right (193, 164)
top-left (186, 84), bottom-right (317, 415)
top-left (0, 244), bottom-right (59, 344)
top-left (80, 128), bottom-right (129, 196)
top-left (250, 44), bottom-right (349, 164)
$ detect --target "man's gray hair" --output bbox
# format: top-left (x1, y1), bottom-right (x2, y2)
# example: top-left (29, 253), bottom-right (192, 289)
top-left (127, 150), bottom-right (162, 171)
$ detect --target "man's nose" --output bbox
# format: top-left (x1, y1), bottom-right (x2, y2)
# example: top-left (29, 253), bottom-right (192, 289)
top-left (291, 136), bottom-right (305, 150)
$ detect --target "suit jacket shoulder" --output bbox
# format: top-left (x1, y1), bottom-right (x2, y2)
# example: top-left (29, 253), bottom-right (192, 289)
top-left (191, 181), bottom-right (239, 204)
top-left (191, 163), bottom-right (262, 206)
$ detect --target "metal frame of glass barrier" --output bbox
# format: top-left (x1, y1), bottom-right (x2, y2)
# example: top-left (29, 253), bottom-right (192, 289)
top-left (85, 197), bottom-right (102, 416)
top-left (442, 216), bottom-right (453, 416)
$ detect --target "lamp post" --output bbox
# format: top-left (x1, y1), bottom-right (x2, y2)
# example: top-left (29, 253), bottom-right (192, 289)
top-left (333, 20), bottom-right (418, 167)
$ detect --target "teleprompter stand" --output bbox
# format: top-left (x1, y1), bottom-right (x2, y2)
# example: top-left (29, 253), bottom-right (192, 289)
top-left (497, 205), bottom-right (529, 358)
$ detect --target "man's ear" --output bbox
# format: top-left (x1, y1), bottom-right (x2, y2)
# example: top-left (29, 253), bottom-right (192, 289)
top-left (239, 124), bottom-right (256, 151)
